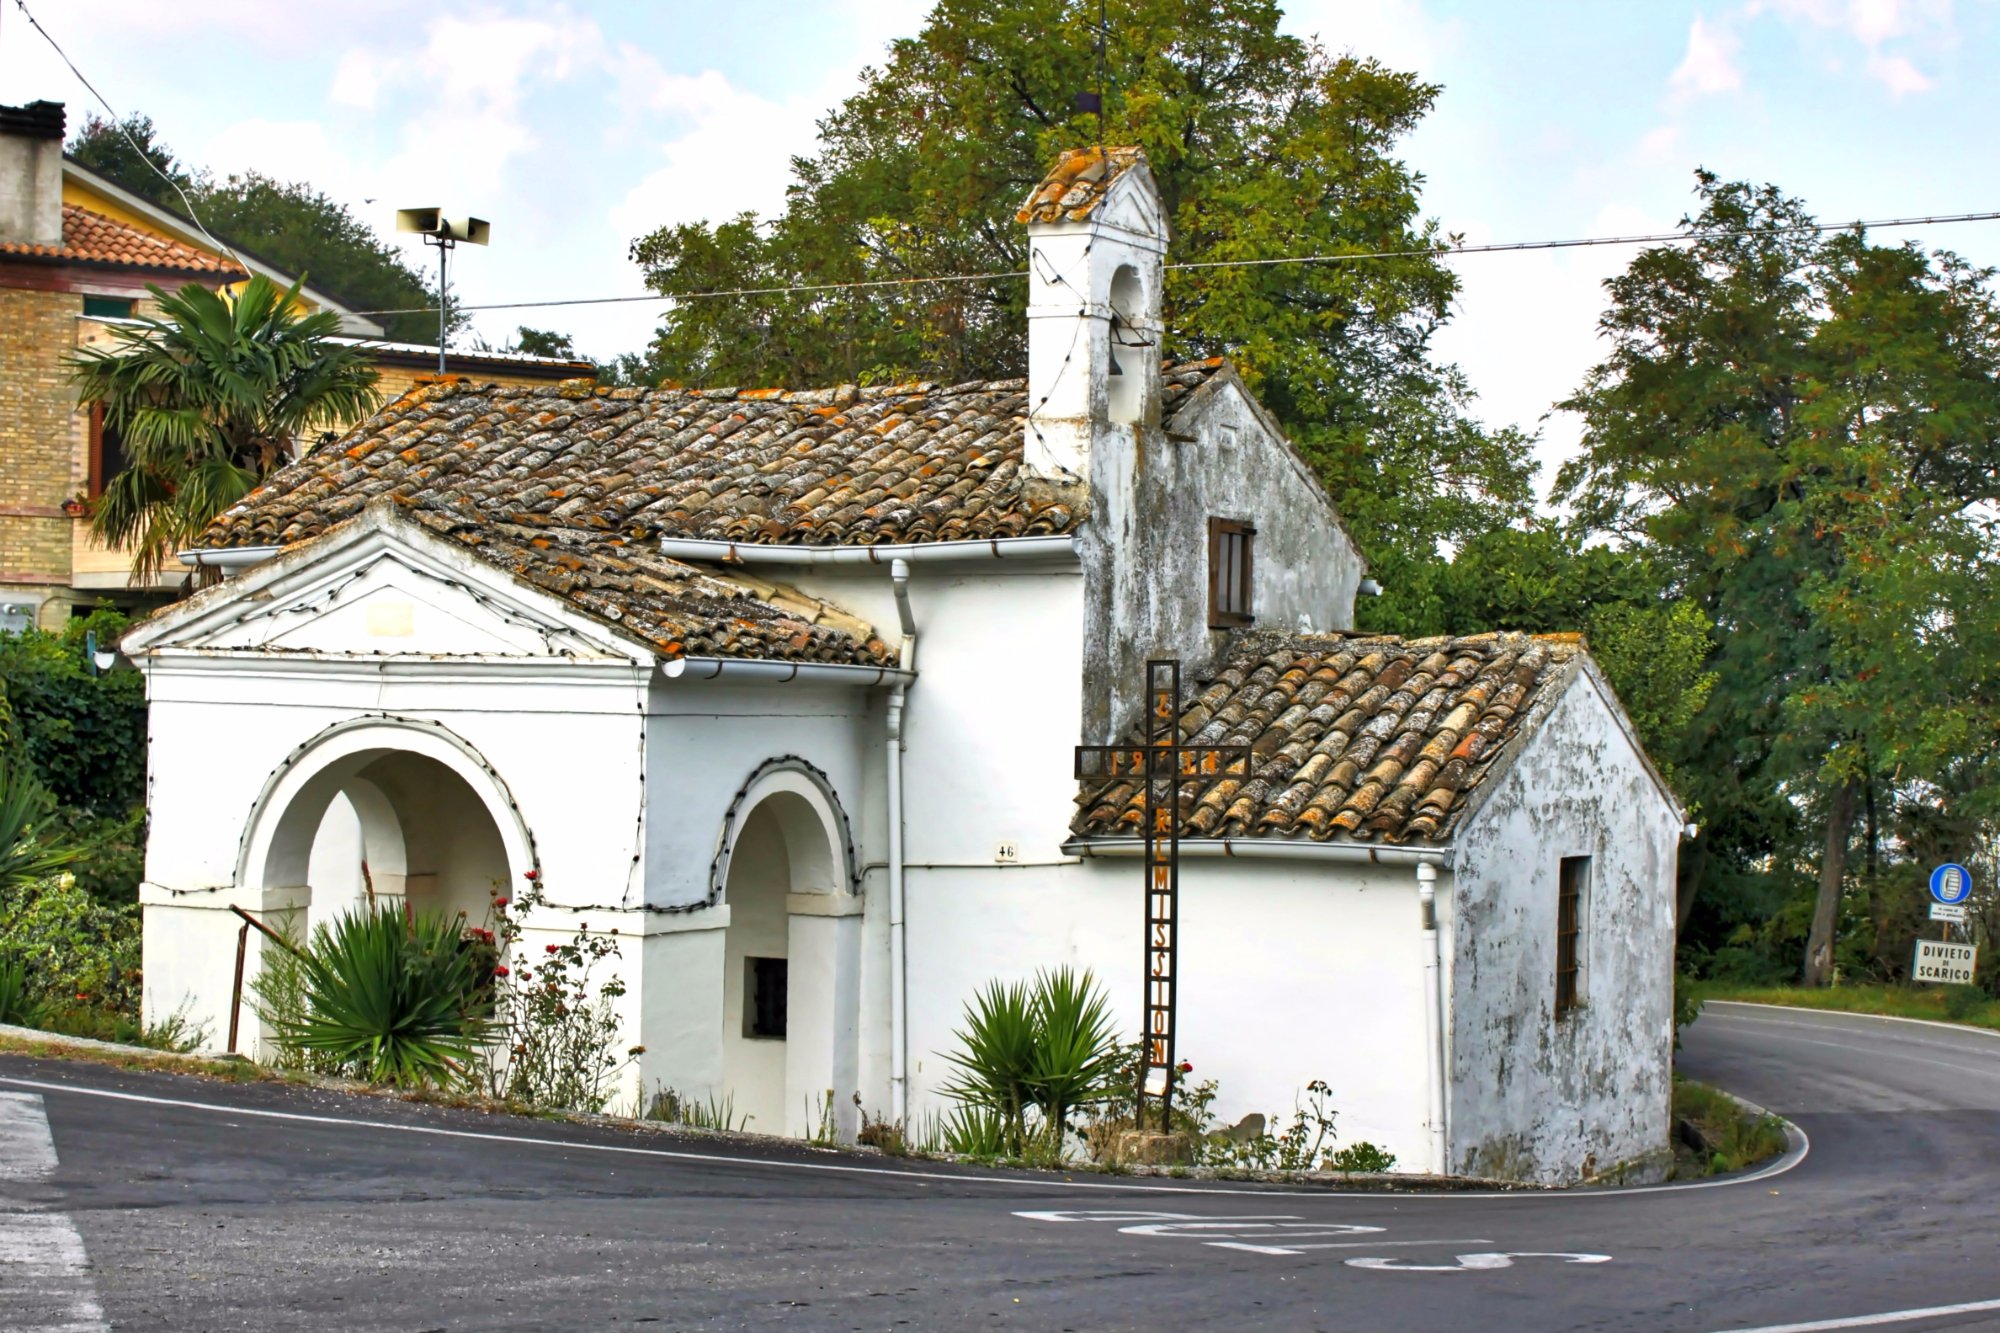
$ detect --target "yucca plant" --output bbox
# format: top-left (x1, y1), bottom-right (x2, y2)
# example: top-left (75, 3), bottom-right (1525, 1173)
top-left (277, 906), bottom-right (491, 1087)
top-left (939, 977), bottom-right (1038, 1155)
top-left (1026, 966), bottom-right (1122, 1138)
top-left (0, 954), bottom-right (42, 1027)
top-left (0, 764), bottom-right (80, 893)
top-left (938, 967), bottom-right (1122, 1159)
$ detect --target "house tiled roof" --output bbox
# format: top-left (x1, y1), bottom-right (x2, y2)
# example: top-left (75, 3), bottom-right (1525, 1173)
top-left (1016, 147), bottom-right (1148, 225)
top-left (403, 506), bottom-right (895, 665)
top-left (195, 360), bottom-right (1228, 551)
top-left (1072, 632), bottom-right (1585, 847)
top-left (0, 203), bottom-right (243, 276)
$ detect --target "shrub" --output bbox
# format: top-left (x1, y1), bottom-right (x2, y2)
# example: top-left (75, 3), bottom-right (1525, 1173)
top-left (0, 765), bottom-right (81, 893)
top-left (276, 905), bottom-right (492, 1087)
top-left (0, 871), bottom-right (139, 1014)
top-left (1327, 1141), bottom-right (1397, 1173)
top-left (480, 881), bottom-right (640, 1113)
top-left (1943, 984), bottom-right (1989, 1022)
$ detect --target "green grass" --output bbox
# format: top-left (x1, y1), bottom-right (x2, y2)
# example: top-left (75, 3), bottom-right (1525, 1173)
top-left (1672, 1076), bottom-right (1790, 1178)
top-left (1694, 980), bottom-right (2000, 1031)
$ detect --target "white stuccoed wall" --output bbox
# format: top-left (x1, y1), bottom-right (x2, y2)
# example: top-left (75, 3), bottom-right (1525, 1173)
top-left (1445, 664), bottom-right (1681, 1183)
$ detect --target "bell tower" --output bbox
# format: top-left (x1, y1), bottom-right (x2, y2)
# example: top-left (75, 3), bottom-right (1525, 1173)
top-left (1017, 147), bottom-right (1168, 481)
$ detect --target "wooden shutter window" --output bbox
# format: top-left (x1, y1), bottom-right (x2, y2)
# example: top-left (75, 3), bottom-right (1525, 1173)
top-left (1555, 855), bottom-right (1589, 1019)
top-left (1208, 518), bottom-right (1255, 628)
top-left (87, 404), bottom-right (129, 500)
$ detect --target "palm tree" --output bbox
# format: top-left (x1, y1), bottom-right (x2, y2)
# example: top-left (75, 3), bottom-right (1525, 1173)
top-left (71, 275), bottom-right (381, 583)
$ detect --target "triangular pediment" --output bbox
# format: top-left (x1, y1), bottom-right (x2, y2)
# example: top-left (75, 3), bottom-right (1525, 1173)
top-left (125, 507), bottom-right (645, 662)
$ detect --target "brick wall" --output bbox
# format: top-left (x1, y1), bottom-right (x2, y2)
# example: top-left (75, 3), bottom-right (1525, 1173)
top-left (0, 285), bottom-right (80, 621)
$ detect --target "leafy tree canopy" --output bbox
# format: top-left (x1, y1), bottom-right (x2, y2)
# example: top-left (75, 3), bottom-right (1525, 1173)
top-left (627, 0), bottom-right (1535, 568)
top-left (66, 114), bottom-right (444, 343)
top-left (1559, 171), bottom-right (2000, 980)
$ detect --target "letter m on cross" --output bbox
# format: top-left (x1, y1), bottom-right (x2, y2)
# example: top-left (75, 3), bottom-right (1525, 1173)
top-left (1075, 660), bottom-right (1250, 1133)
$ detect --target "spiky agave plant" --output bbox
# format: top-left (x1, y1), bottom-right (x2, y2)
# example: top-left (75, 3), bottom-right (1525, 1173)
top-left (278, 906), bottom-right (491, 1087)
top-left (1024, 966), bottom-right (1121, 1142)
top-left (938, 977), bottom-right (1038, 1155)
top-left (0, 954), bottom-right (42, 1028)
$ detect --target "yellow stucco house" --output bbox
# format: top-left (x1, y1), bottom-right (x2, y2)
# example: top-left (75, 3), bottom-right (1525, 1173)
top-left (0, 100), bottom-right (593, 629)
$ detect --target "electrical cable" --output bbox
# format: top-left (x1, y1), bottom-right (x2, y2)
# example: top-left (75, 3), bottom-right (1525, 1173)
top-left (345, 208), bottom-right (2000, 320)
top-left (10, 0), bottom-right (245, 267)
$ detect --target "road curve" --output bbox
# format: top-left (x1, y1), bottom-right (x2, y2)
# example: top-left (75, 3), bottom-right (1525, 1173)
top-left (0, 1003), bottom-right (1994, 1332)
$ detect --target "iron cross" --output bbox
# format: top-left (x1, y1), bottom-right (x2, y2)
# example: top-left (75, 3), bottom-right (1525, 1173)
top-left (1076, 659), bottom-right (1250, 1133)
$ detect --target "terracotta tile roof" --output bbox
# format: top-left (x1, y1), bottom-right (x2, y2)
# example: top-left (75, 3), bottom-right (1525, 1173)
top-left (196, 361), bottom-right (1228, 551)
top-left (402, 506), bottom-right (894, 666)
top-left (1072, 632), bottom-right (1585, 847)
top-left (1016, 146), bottom-right (1149, 225)
top-left (0, 204), bottom-right (242, 276)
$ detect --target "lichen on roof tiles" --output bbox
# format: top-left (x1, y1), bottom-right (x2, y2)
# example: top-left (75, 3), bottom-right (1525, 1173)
top-left (1016, 146), bottom-right (1149, 225)
top-left (401, 509), bottom-right (894, 667)
top-left (197, 360), bottom-right (1226, 552)
top-left (1072, 631), bottom-right (1583, 846)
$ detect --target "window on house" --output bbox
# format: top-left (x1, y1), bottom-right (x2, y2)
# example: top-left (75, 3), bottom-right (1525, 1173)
top-left (1555, 856), bottom-right (1589, 1019)
top-left (745, 956), bottom-right (788, 1039)
top-left (87, 404), bottom-right (129, 499)
top-left (1208, 518), bottom-right (1255, 628)
top-left (81, 296), bottom-right (136, 320)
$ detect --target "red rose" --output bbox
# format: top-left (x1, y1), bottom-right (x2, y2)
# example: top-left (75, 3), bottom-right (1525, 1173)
top-left (492, 965), bottom-right (510, 977)
top-left (492, 897), bottom-right (509, 910)
top-left (523, 869), bottom-right (540, 881)
top-left (546, 943), bottom-right (558, 954)
top-left (1177, 1061), bottom-right (1193, 1074)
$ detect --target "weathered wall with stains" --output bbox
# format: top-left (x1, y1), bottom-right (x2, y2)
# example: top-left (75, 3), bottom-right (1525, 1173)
top-left (1444, 664), bottom-right (1680, 1184)
top-left (1077, 375), bottom-right (1364, 742)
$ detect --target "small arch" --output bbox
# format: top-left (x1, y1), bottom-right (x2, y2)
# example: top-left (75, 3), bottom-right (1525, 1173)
top-left (1107, 263), bottom-right (1146, 425)
top-left (708, 757), bottom-right (857, 905)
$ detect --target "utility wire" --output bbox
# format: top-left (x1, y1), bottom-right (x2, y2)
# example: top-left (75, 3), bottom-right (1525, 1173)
top-left (10, 0), bottom-right (245, 267)
top-left (350, 208), bottom-right (2000, 318)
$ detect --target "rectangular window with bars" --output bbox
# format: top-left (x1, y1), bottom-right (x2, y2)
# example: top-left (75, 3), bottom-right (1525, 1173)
top-left (1208, 518), bottom-right (1255, 628)
top-left (1555, 855), bottom-right (1589, 1019)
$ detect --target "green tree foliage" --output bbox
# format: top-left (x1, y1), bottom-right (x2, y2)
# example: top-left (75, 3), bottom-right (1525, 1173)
top-left (1366, 525), bottom-right (1716, 792)
top-left (0, 609), bottom-right (147, 906)
top-left (626, 0), bottom-right (1534, 567)
top-left (66, 115), bottom-right (444, 344)
top-left (1559, 173), bottom-right (2000, 984)
top-left (65, 112), bottom-right (195, 206)
top-left (72, 275), bottom-right (381, 581)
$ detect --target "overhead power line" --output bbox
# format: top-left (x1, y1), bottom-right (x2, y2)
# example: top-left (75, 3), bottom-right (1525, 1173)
top-left (10, 0), bottom-right (244, 266)
top-left (350, 208), bottom-right (2000, 319)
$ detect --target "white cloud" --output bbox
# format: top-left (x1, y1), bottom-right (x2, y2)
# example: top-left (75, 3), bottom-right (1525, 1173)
top-left (1867, 52), bottom-right (1934, 93)
top-left (1670, 14), bottom-right (1745, 98)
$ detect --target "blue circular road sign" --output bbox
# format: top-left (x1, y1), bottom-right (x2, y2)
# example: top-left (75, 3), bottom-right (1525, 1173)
top-left (1931, 863), bottom-right (1974, 905)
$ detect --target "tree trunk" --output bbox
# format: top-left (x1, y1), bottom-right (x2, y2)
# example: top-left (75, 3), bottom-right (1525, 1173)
top-left (1802, 777), bottom-right (1860, 988)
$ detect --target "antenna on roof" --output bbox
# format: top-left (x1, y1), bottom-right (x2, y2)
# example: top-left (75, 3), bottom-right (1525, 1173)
top-left (395, 208), bottom-right (491, 376)
top-left (1071, 0), bottom-right (1107, 150)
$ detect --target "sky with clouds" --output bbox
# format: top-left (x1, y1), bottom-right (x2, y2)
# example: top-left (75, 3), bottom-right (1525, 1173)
top-left (3, 0), bottom-right (1995, 488)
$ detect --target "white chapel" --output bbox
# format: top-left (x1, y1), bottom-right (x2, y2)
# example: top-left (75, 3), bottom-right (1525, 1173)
top-left (128, 148), bottom-right (1684, 1184)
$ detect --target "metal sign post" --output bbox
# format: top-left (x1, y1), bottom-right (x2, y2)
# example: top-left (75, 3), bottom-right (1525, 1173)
top-left (1076, 660), bottom-right (1248, 1133)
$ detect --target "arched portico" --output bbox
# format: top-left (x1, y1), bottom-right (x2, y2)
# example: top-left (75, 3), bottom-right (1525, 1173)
top-left (238, 717), bottom-right (535, 943)
top-left (715, 761), bottom-right (863, 1139)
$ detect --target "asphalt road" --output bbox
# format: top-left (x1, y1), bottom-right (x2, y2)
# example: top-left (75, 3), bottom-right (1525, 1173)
top-left (1, 1002), bottom-right (1997, 1331)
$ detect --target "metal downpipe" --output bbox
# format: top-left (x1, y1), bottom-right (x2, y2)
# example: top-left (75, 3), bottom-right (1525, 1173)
top-left (888, 558), bottom-right (914, 1125)
top-left (1418, 860), bottom-right (1448, 1175)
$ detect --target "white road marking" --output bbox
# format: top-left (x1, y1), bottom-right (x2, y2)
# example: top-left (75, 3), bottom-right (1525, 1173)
top-left (1710, 1297), bottom-right (2000, 1332)
top-left (0, 1074), bottom-right (1807, 1200)
top-left (0, 1092), bottom-right (107, 1333)
top-left (1707, 1000), bottom-right (2000, 1042)
top-left (1212, 1237), bottom-right (1494, 1257)
top-left (0, 1090), bottom-right (59, 1180)
top-left (1345, 1251), bottom-right (1613, 1272)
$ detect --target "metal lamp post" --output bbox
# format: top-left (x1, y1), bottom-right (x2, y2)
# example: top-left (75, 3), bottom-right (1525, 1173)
top-left (394, 209), bottom-right (491, 376)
